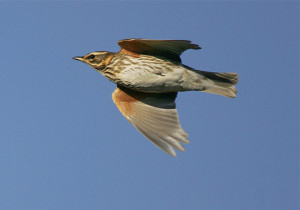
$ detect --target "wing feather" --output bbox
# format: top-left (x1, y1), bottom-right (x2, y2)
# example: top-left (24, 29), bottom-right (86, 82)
top-left (133, 122), bottom-right (177, 156)
top-left (112, 87), bottom-right (189, 156)
top-left (132, 110), bottom-right (188, 145)
top-left (118, 38), bottom-right (201, 63)
top-left (132, 117), bottom-right (185, 152)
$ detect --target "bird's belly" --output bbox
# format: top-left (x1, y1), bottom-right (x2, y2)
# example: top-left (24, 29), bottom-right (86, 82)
top-left (117, 64), bottom-right (186, 93)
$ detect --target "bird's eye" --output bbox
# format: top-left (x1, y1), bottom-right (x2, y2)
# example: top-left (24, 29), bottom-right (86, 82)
top-left (89, 54), bottom-right (95, 59)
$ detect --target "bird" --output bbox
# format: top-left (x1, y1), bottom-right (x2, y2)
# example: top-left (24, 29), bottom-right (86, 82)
top-left (73, 38), bottom-right (238, 156)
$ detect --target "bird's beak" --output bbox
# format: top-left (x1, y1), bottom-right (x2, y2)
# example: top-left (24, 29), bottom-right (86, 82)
top-left (72, 56), bottom-right (84, 62)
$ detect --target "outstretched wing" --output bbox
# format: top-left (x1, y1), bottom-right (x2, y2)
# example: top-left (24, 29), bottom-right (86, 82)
top-left (118, 38), bottom-right (201, 63)
top-left (112, 86), bottom-right (189, 156)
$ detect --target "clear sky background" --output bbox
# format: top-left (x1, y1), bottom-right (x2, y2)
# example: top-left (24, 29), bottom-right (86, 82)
top-left (0, 2), bottom-right (298, 210)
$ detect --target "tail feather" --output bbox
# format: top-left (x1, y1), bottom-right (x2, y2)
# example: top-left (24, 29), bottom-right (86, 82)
top-left (200, 71), bottom-right (239, 85)
top-left (199, 71), bottom-right (239, 98)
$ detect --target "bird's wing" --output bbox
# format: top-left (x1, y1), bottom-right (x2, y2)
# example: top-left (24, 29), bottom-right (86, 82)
top-left (118, 38), bottom-right (201, 63)
top-left (112, 86), bottom-right (189, 156)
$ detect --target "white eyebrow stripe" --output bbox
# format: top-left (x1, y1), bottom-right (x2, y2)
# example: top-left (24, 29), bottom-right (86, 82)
top-left (89, 51), bottom-right (108, 55)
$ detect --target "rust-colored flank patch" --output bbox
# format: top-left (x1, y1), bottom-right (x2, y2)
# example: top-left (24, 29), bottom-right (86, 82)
top-left (120, 48), bottom-right (140, 58)
top-left (112, 87), bottom-right (137, 118)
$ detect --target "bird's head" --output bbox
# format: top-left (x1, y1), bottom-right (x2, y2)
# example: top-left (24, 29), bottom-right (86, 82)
top-left (73, 51), bottom-right (114, 71)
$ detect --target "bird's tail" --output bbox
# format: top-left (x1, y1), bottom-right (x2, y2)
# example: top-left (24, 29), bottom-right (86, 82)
top-left (199, 71), bottom-right (239, 98)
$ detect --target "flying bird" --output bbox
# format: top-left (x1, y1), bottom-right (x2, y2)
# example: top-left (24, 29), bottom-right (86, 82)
top-left (73, 39), bottom-right (238, 156)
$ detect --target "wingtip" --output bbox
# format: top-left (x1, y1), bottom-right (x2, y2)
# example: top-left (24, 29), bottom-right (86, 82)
top-left (192, 44), bottom-right (201, 50)
top-left (169, 151), bottom-right (177, 157)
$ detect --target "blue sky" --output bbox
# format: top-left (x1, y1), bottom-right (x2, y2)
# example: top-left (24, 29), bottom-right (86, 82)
top-left (0, 2), bottom-right (298, 210)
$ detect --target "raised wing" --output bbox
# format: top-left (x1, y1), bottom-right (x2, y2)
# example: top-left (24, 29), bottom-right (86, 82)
top-left (112, 86), bottom-right (189, 156)
top-left (118, 38), bottom-right (201, 63)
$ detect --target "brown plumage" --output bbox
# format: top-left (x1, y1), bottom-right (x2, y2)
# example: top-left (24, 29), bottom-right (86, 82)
top-left (73, 38), bottom-right (238, 156)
